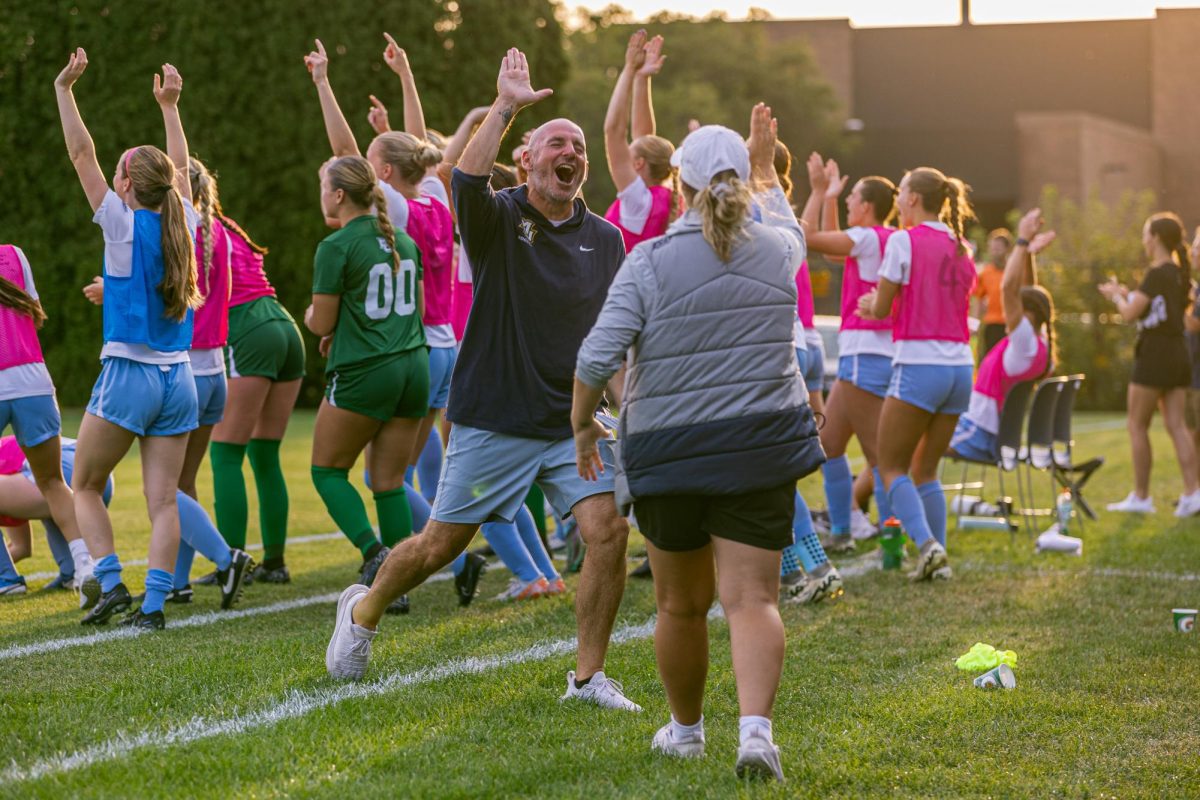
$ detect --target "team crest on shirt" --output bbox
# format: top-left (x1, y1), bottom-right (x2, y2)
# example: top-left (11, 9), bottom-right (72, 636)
top-left (377, 236), bottom-right (393, 253)
top-left (517, 217), bottom-right (539, 246)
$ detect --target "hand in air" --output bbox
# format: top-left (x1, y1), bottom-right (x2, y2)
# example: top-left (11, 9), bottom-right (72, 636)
top-left (153, 63), bottom-right (183, 107)
top-left (496, 48), bottom-right (553, 110)
top-left (304, 39), bottom-right (329, 83)
top-left (368, 95), bottom-right (391, 135)
top-left (806, 151), bottom-right (829, 194)
top-left (55, 47), bottom-right (88, 90)
top-left (747, 102), bottom-right (778, 180)
top-left (1016, 207), bottom-right (1058, 254)
top-left (623, 29), bottom-right (648, 71)
top-left (382, 32), bottom-right (410, 76)
top-left (638, 35), bottom-right (666, 77)
top-left (824, 159), bottom-right (848, 199)
top-left (82, 276), bottom-right (103, 306)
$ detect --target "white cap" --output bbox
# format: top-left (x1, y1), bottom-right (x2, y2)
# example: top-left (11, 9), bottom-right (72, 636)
top-left (669, 125), bottom-right (751, 191)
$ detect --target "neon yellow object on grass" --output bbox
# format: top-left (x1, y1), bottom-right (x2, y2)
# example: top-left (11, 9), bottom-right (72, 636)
top-left (955, 642), bottom-right (1018, 672)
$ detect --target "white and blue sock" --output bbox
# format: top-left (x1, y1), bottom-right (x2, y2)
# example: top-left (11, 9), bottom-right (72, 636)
top-left (887, 475), bottom-right (933, 548)
top-left (917, 480), bottom-right (947, 548)
top-left (141, 568), bottom-right (173, 614)
top-left (792, 490), bottom-right (829, 574)
top-left (873, 467), bottom-right (893, 520)
top-left (481, 521), bottom-right (541, 583)
top-left (94, 552), bottom-right (123, 593)
top-left (822, 455), bottom-right (854, 534)
top-left (178, 491), bottom-right (233, 573)
top-left (514, 503), bottom-right (558, 581)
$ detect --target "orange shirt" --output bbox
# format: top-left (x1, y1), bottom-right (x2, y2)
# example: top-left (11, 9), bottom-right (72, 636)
top-left (974, 263), bottom-right (1005, 324)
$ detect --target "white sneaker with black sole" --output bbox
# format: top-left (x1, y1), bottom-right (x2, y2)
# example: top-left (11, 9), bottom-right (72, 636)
top-left (560, 670), bottom-right (642, 712)
top-left (326, 584), bottom-right (376, 680)
top-left (735, 729), bottom-right (784, 782)
top-left (652, 723), bottom-right (705, 758)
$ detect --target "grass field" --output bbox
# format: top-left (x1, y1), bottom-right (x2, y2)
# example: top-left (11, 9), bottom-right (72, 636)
top-left (3, 410), bottom-right (1200, 799)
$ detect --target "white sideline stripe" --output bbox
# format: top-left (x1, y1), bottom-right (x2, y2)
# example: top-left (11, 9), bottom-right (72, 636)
top-left (0, 572), bottom-right (455, 662)
top-left (961, 561), bottom-right (1200, 583)
top-left (24, 532), bottom-right (346, 582)
top-left (0, 616), bottom-right (660, 785)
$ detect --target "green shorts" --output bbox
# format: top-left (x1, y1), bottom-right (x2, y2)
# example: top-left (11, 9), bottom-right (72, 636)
top-left (325, 348), bottom-right (430, 421)
top-left (226, 297), bottom-right (306, 382)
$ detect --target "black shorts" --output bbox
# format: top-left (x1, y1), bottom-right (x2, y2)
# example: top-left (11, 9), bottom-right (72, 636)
top-left (633, 482), bottom-right (796, 553)
top-left (1132, 336), bottom-right (1192, 389)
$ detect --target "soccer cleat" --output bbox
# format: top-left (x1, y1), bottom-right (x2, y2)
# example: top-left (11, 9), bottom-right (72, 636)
top-left (786, 568), bottom-right (845, 604)
top-left (735, 729), bottom-right (785, 782)
top-left (810, 508), bottom-right (831, 535)
top-left (251, 564), bottom-right (291, 584)
top-left (560, 670), bottom-right (642, 712)
top-left (494, 576), bottom-right (549, 602)
top-left (131, 585), bottom-right (195, 605)
top-left (908, 543), bottom-right (949, 582)
top-left (359, 547), bottom-right (390, 587)
top-left (118, 608), bottom-right (165, 630)
top-left (81, 582), bottom-right (132, 625)
top-left (218, 550), bottom-right (255, 610)
top-left (1175, 490), bottom-right (1200, 518)
top-left (385, 595), bottom-right (410, 615)
top-left (1106, 492), bottom-right (1155, 514)
top-left (932, 565), bottom-right (954, 580)
top-left (850, 508), bottom-right (878, 541)
top-left (78, 574), bottom-right (101, 610)
top-left (326, 584), bottom-right (375, 681)
top-left (822, 532), bottom-right (856, 554)
top-left (455, 552), bottom-right (487, 607)
top-left (0, 578), bottom-right (27, 596)
top-left (652, 723), bottom-right (706, 758)
top-left (39, 573), bottom-right (74, 592)
top-left (544, 577), bottom-right (568, 596)
top-left (780, 570), bottom-right (805, 593)
top-left (628, 558), bottom-right (652, 579)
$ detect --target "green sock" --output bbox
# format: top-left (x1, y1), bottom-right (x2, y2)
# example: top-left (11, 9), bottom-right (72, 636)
top-left (311, 465), bottom-right (378, 557)
top-left (524, 484), bottom-right (547, 537)
top-left (210, 441), bottom-right (248, 550)
top-left (247, 438), bottom-right (288, 563)
top-left (373, 487), bottom-right (413, 547)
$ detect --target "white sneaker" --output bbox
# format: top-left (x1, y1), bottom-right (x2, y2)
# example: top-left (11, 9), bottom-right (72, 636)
top-left (1175, 490), bottom-right (1200, 518)
top-left (1107, 492), bottom-right (1155, 514)
top-left (1035, 528), bottom-right (1083, 555)
top-left (326, 584), bottom-right (376, 681)
top-left (651, 722), bottom-right (706, 758)
top-left (850, 508), bottom-right (877, 541)
top-left (560, 670), bottom-right (642, 712)
top-left (786, 568), bottom-right (845, 604)
top-left (907, 542), bottom-right (948, 582)
top-left (735, 729), bottom-right (784, 782)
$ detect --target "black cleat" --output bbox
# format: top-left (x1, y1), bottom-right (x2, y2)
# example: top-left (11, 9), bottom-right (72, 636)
top-left (455, 552), bottom-right (487, 607)
top-left (385, 594), bottom-right (410, 615)
top-left (628, 558), bottom-right (653, 579)
top-left (81, 582), bottom-right (132, 625)
top-left (250, 563), bottom-right (291, 584)
top-left (218, 550), bottom-right (255, 610)
top-left (39, 573), bottom-right (75, 592)
top-left (131, 585), bottom-right (194, 605)
top-left (118, 608), bottom-right (165, 630)
top-left (359, 547), bottom-right (390, 587)
top-left (79, 575), bottom-right (101, 610)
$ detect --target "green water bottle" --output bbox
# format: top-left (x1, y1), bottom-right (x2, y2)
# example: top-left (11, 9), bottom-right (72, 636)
top-left (880, 517), bottom-right (905, 570)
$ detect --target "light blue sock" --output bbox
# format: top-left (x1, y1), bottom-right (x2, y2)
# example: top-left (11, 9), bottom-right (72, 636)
top-left (406, 483), bottom-right (431, 532)
top-left (94, 553), bottom-right (123, 593)
top-left (416, 431), bottom-right (443, 504)
top-left (781, 545), bottom-right (800, 576)
top-left (141, 568), bottom-right (174, 614)
top-left (403, 465), bottom-right (415, 488)
top-left (793, 490), bottom-right (829, 572)
top-left (917, 480), bottom-right (947, 549)
top-left (873, 467), bottom-right (893, 521)
top-left (42, 519), bottom-right (74, 579)
top-left (822, 455), bottom-right (853, 534)
top-left (887, 475), bottom-right (933, 547)
top-left (173, 543), bottom-right (196, 590)
top-left (514, 503), bottom-right (558, 581)
top-left (481, 521), bottom-right (541, 583)
top-left (178, 491), bottom-right (233, 572)
top-left (0, 535), bottom-right (21, 585)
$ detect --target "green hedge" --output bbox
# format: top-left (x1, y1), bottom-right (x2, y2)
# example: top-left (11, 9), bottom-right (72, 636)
top-left (0, 0), bottom-right (565, 406)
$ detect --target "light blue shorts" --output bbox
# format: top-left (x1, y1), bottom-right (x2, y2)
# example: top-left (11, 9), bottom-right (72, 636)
top-left (0, 393), bottom-right (61, 447)
top-left (428, 346), bottom-right (457, 410)
top-left (887, 363), bottom-right (973, 416)
top-left (86, 358), bottom-right (199, 437)
top-left (430, 423), bottom-right (617, 524)
top-left (949, 416), bottom-right (996, 463)
top-left (799, 334), bottom-right (826, 393)
top-left (194, 373), bottom-right (227, 427)
top-left (837, 353), bottom-right (893, 399)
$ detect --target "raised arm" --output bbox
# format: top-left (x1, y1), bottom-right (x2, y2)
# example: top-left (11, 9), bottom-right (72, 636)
top-left (1002, 208), bottom-right (1056, 332)
top-left (458, 48), bottom-right (552, 178)
top-left (604, 30), bottom-right (646, 193)
top-left (822, 159), bottom-right (847, 233)
top-left (54, 48), bottom-right (107, 212)
top-left (799, 152), bottom-right (827, 234)
top-left (153, 63), bottom-right (191, 203)
top-left (436, 105), bottom-right (491, 203)
top-left (631, 34), bottom-right (664, 139)
top-left (304, 39), bottom-right (361, 157)
top-left (381, 33), bottom-right (427, 141)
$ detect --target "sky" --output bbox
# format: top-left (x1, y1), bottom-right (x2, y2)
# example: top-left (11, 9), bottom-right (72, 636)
top-left (572, 0), bottom-right (1200, 27)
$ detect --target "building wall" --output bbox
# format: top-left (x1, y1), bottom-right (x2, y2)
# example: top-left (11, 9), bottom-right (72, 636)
top-left (1152, 9), bottom-right (1200, 224)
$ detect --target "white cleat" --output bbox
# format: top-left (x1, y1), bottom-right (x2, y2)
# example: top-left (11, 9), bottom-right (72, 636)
top-left (850, 508), bottom-right (878, 541)
top-left (326, 584), bottom-right (376, 681)
top-left (1106, 492), bottom-right (1155, 514)
top-left (560, 670), bottom-right (642, 712)
top-left (1175, 490), bottom-right (1200, 518)
top-left (735, 729), bottom-right (785, 782)
top-left (908, 542), bottom-right (948, 582)
top-left (652, 722), bottom-right (706, 758)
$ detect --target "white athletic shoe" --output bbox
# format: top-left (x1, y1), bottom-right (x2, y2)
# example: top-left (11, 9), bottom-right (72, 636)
top-left (849, 508), bottom-right (878, 541)
top-left (735, 729), bottom-right (784, 782)
top-left (1107, 492), bottom-right (1155, 514)
top-left (560, 670), bottom-right (642, 712)
top-left (0, 580), bottom-right (27, 595)
top-left (908, 542), bottom-right (948, 582)
top-left (786, 567), bottom-right (845, 604)
top-left (652, 722), bottom-right (706, 758)
top-left (1175, 490), bottom-right (1200, 518)
top-left (326, 584), bottom-right (376, 681)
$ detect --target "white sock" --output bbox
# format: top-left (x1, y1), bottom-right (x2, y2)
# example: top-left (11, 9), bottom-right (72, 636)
top-left (670, 715), bottom-right (703, 740)
top-left (739, 715), bottom-right (772, 745)
top-left (68, 539), bottom-right (92, 576)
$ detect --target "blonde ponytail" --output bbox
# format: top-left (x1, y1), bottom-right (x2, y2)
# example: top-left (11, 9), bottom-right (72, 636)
top-left (372, 132), bottom-right (444, 185)
top-left (189, 157), bottom-right (219, 291)
top-left (907, 167), bottom-right (976, 255)
top-left (127, 146), bottom-right (202, 321)
top-left (690, 170), bottom-right (751, 262)
top-left (371, 184), bottom-right (401, 274)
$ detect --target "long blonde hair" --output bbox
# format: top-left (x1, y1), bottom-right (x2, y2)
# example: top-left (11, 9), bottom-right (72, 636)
top-left (324, 155), bottom-right (400, 272)
top-left (683, 169), bottom-right (752, 262)
top-left (371, 132), bottom-right (443, 186)
top-left (124, 145), bottom-right (201, 321)
top-left (632, 134), bottom-right (681, 223)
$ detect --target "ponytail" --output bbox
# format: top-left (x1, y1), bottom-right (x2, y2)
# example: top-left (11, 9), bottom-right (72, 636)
top-left (325, 155), bottom-right (399, 271)
top-left (907, 167), bottom-right (976, 254)
top-left (189, 158), bottom-right (217, 293)
top-left (1148, 212), bottom-right (1191, 296)
top-left (126, 145), bottom-right (201, 321)
top-left (1020, 285), bottom-right (1057, 377)
top-left (0, 276), bottom-right (45, 327)
top-left (685, 170), bottom-right (751, 262)
top-left (371, 184), bottom-right (402, 273)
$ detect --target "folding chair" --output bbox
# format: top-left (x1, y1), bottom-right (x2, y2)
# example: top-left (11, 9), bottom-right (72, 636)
top-left (1017, 377), bottom-right (1064, 536)
top-left (1050, 374), bottom-right (1103, 522)
top-left (943, 379), bottom-right (1036, 536)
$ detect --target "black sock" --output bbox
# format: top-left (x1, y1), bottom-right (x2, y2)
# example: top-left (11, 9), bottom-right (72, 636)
top-left (262, 556), bottom-right (285, 571)
top-left (574, 674), bottom-right (593, 689)
top-left (364, 542), bottom-right (384, 562)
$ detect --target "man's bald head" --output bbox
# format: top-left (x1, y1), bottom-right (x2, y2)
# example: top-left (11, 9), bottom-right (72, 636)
top-left (522, 117), bottom-right (588, 208)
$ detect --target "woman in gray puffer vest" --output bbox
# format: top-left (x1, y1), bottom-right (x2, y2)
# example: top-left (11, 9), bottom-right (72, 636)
top-left (571, 106), bottom-right (823, 783)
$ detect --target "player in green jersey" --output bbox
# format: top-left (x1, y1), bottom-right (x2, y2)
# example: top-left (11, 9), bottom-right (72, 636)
top-left (305, 155), bottom-right (430, 612)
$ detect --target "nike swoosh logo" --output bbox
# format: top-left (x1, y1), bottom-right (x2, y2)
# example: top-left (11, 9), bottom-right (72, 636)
top-left (580, 246), bottom-right (594, 252)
